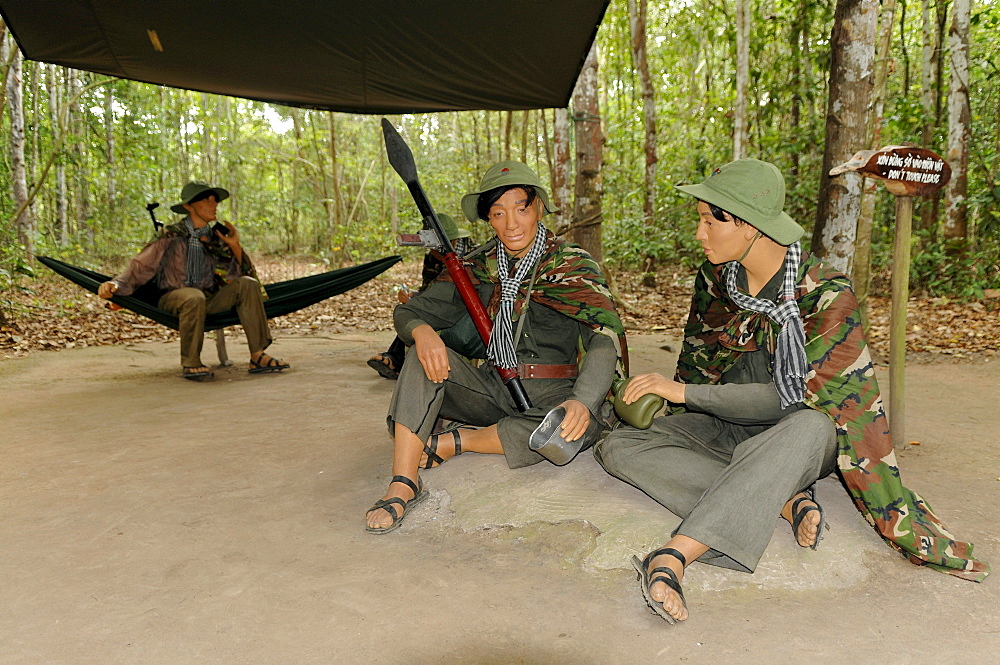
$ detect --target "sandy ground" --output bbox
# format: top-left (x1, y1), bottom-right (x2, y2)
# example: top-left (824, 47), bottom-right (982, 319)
top-left (0, 331), bottom-right (997, 665)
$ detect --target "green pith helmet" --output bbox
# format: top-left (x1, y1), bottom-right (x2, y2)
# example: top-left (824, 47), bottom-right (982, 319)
top-left (675, 158), bottom-right (804, 245)
top-left (461, 160), bottom-right (557, 223)
top-left (437, 213), bottom-right (471, 241)
top-left (170, 181), bottom-right (231, 214)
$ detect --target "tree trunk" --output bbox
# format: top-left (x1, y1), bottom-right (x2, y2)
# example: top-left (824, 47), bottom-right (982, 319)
top-left (551, 107), bottom-right (572, 234)
top-left (811, 0), bottom-right (878, 274)
top-left (503, 110), bottom-right (513, 160)
top-left (917, 0), bottom-right (942, 233)
top-left (790, 3), bottom-right (803, 179)
top-left (569, 44), bottom-right (604, 261)
top-left (943, 0), bottom-right (970, 252)
top-left (327, 112), bottom-right (343, 249)
top-left (733, 0), bottom-right (750, 159)
top-left (104, 85), bottom-right (117, 230)
top-left (853, 0), bottom-right (897, 314)
top-left (48, 64), bottom-right (69, 247)
top-left (628, 0), bottom-right (657, 226)
top-left (7, 48), bottom-right (34, 258)
top-left (898, 0), bottom-right (910, 93)
top-left (0, 23), bottom-right (8, 120)
top-left (67, 68), bottom-right (91, 246)
top-left (520, 110), bottom-right (530, 163)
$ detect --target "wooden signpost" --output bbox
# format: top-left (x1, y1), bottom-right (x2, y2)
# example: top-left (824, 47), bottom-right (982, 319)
top-left (831, 145), bottom-right (951, 450)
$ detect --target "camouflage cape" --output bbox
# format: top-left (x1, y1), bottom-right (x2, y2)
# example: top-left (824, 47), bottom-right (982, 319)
top-left (676, 253), bottom-right (989, 582)
top-left (441, 230), bottom-right (627, 381)
top-left (162, 221), bottom-right (266, 298)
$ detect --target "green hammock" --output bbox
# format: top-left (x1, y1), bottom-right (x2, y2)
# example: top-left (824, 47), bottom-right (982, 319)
top-left (38, 255), bottom-right (401, 331)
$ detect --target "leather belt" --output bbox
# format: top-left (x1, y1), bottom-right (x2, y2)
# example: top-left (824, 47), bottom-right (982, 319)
top-left (517, 363), bottom-right (578, 379)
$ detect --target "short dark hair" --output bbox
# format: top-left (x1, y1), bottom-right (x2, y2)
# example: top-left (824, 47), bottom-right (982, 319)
top-left (708, 202), bottom-right (746, 227)
top-left (189, 190), bottom-right (217, 204)
top-left (476, 185), bottom-right (538, 221)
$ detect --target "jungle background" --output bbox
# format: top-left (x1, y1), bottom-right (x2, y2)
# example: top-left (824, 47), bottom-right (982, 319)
top-left (1, 0), bottom-right (998, 360)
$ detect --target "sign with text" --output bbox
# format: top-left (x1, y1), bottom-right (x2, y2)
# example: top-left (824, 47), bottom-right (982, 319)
top-left (829, 145), bottom-right (951, 197)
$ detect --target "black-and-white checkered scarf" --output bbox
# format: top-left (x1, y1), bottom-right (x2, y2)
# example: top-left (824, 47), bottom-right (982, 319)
top-left (184, 217), bottom-right (214, 288)
top-left (724, 241), bottom-right (807, 407)
top-left (487, 222), bottom-right (548, 370)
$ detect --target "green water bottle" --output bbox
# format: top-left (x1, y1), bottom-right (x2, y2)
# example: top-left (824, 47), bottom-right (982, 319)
top-left (611, 377), bottom-right (665, 430)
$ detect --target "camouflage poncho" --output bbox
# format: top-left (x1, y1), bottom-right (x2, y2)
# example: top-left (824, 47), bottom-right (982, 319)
top-left (676, 254), bottom-right (989, 582)
top-left (444, 230), bottom-right (627, 380)
top-left (162, 221), bottom-right (265, 297)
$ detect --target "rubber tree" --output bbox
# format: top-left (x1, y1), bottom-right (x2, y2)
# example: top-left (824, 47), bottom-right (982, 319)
top-left (733, 0), bottom-right (750, 160)
top-left (811, 0), bottom-right (878, 274)
top-left (628, 0), bottom-right (657, 225)
top-left (943, 0), bottom-right (970, 253)
top-left (568, 43), bottom-right (604, 262)
top-left (852, 0), bottom-right (897, 314)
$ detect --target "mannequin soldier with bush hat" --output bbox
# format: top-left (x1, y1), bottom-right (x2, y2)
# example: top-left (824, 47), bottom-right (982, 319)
top-left (98, 180), bottom-right (289, 380)
top-left (597, 158), bottom-right (987, 624)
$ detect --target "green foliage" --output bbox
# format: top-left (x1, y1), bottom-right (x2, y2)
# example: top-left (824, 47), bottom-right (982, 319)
top-left (2, 2), bottom-right (999, 300)
top-left (907, 232), bottom-right (1000, 299)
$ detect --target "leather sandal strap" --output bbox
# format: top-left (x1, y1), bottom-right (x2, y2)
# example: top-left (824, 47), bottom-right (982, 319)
top-left (791, 496), bottom-right (819, 533)
top-left (453, 429), bottom-right (462, 456)
top-left (389, 474), bottom-right (419, 497)
top-left (422, 436), bottom-right (445, 469)
top-left (646, 546), bottom-right (687, 569)
top-left (649, 567), bottom-right (685, 603)
top-left (367, 496), bottom-right (403, 520)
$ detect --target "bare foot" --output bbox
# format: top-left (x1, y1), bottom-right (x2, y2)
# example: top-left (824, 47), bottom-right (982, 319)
top-left (365, 476), bottom-right (426, 533)
top-left (182, 365), bottom-right (214, 381)
top-left (643, 549), bottom-right (689, 622)
top-left (782, 491), bottom-right (822, 548)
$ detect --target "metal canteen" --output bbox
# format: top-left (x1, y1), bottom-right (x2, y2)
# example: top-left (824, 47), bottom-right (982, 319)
top-left (611, 377), bottom-right (664, 430)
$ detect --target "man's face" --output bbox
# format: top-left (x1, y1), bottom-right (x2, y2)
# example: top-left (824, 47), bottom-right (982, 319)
top-left (488, 187), bottom-right (541, 257)
top-left (695, 200), bottom-right (755, 264)
top-left (184, 194), bottom-right (219, 224)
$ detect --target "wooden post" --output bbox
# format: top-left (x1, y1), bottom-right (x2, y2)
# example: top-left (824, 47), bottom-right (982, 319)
top-left (889, 195), bottom-right (913, 450)
top-left (830, 145), bottom-right (950, 450)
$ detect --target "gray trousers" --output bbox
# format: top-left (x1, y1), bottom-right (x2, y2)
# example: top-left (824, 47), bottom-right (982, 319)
top-left (595, 409), bottom-right (837, 572)
top-left (158, 276), bottom-right (272, 368)
top-left (388, 347), bottom-right (603, 469)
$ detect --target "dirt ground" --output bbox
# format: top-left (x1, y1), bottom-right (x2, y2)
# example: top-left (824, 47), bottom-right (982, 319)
top-left (1, 331), bottom-right (997, 665)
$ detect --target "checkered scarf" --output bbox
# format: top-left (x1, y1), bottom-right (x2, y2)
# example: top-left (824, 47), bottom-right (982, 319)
top-left (183, 217), bottom-right (214, 288)
top-left (486, 221), bottom-right (548, 369)
top-left (723, 241), bottom-right (807, 407)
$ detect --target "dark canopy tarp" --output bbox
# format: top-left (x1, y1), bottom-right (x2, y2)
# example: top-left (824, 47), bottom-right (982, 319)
top-left (38, 255), bottom-right (401, 331)
top-left (0, 1), bottom-right (609, 114)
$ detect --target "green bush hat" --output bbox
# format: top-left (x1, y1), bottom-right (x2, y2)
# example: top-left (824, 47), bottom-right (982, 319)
top-left (437, 213), bottom-right (471, 241)
top-left (170, 181), bottom-right (231, 214)
top-left (461, 160), bottom-right (557, 223)
top-left (675, 158), bottom-right (804, 245)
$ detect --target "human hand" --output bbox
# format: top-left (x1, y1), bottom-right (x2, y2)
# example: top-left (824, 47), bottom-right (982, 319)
top-left (621, 373), bottom-right (686, 405)
top-left (412, 324), bottom-right (450, 383)
top-left (217, 220), bottom-right (240, 248)
top-left (557, 399), bottom-right (591, 442)
top-left (97, 281), bottom-right (118, 299)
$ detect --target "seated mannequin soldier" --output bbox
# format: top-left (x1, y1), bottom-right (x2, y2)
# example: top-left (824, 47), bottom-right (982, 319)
top-left (98, 181), bottom-right (289, 381)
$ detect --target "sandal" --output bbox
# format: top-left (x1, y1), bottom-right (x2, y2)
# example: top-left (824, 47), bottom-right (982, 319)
top-left (790, 483), bottom-right (827, 550)
top-left (367, 353), bottom-right (400, 380)
top-left (365, 474), bottom-right (429, 535)
top-left (248, 353), bottom-right (290, 374)
top-left (421, 423), bottom-right (467, 469)
top-left (632, 547), bottom-right (687, 624)
top-left (182, 366), bottom-right (214, 381)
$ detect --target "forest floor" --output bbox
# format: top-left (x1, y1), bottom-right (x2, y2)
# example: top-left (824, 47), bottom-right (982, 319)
top-left (1, 290), bottom-right (998, 663)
